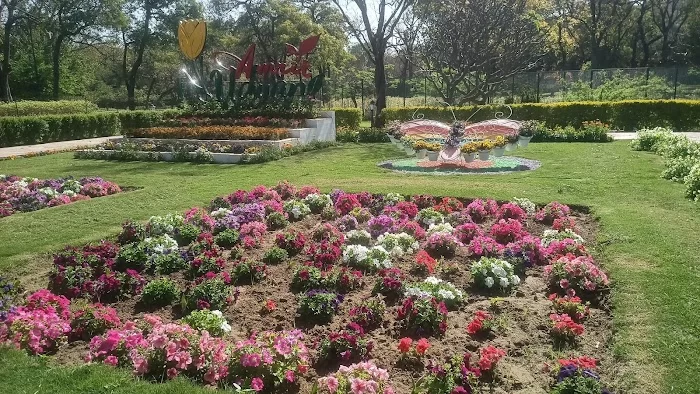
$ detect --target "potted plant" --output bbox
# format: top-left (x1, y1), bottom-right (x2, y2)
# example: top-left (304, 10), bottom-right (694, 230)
top-left (386, 121), bottom-right (401, 144)
top-left (414, 140), bottom-right (430, 159)
top-left (492, 136), bottom-right (507, 157)
top-left (426, 143), bottom-right (441, 161)
top-left (460, 142), bottom-right (477, 162)
top-left (518, 121), bottom-right (537, 147)
top-left (475, 140), bottom-right (494, 161)
top-left (402, 137), bottom-right (416, 155)
top-left (505, 132), bottom-right (519, 151)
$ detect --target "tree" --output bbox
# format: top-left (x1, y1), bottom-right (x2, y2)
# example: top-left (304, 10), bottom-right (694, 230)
top-left (417, 0), bottom-right (543, 105)
top-left (651, 0), bottom-right (690, 64)
top-left (0, 0), bottom-right (27, 101)
top-left (330, 0), bottom-right (414, 126)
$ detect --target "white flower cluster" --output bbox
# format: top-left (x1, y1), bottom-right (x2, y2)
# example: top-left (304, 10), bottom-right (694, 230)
top-left (283, 200), bottom-right (311, 220)
top-left (416, 208), bottom-right (445, 227)
top-left (143, 234), bottom-right (179, 255)
top-left (541, 229), bottom-right (584, 246)
top-left (39, 187), bottom-right (60, 198)
top-left (62, 179), bottom-right (82, 194)
top-left (376, 232), bottom-right (419, 256)
top-left (211, 310), bottom-right (232, 333)
top-left (427, 222), bottom-right (455, 235)
top-left (210, 207), bottom-right (232, 219)
top-left (346, 229), bottom-right (372, 246)
top-left (471, 258), bottom-right (521, 290)
top-left (342, 244), bottom-right (392, 270)
top-left (304, 193), bottom-right (332, 209)
top-left (512, 197), bottom-right (536, 215)
top-left (404, 276), bottom-right (465, 307)
top-left (384, 192), bottom-right (405, 205)
top-left (147, 214), bottom-right (185, 236)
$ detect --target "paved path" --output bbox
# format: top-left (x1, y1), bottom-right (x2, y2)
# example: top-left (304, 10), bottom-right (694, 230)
top-left (611, 132), bottom-right (700, 141)
top-left (0, 136), bottom-right (122, 158)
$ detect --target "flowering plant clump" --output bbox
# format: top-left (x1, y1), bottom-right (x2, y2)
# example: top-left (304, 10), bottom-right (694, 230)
top-left (188, 249), bottom-right (226, 278)
top-left (141, 278), bottom-right (181, 307)
top-left (549, 294), bottom-right (590, 322)
top-left (544, 255), bottom-right (610, 296)
top-left (298, 290), bottom-right (343, 323)
top-left (349, 207), bottom-right (373, 223)
top-left (265, 211), bottom-right (289, 230)
top-left (304, 193), bottom-right (333, 214)
top-left (454, 223), bottom-right (484, 244)
top-left (283, 200), bottom-right (311, 221)
top-left (411, 194), bottom-right (436, 209)
top-left (511, 197), bottom-right (536, 215)
top-left (335, 214), bottom-right (358, 232)
top-left (536, 201), bottom-right (571, 224)
top-left (239, 221), bottom-right (267, 248)
top-left (433, 197), bottom-right (464, 215)
top-left (182, 310), bottom-right (232, 337)
top-left (504, 235), bottom-right (547, 267)
top-left (312, 222), bottom-right (345, 244)
top-left (471, 258), bottom-right (521, 291)
top-left (342, 244), bottom-right (392, 271)
top-left (317, 323), bottom-right (372, 363)
top-left (146, 214), bottom-right (185, 236)
top-left (292, 265), bottom-right (362, 293)
top-left (546, 239), bottom-right (589, 260)
top-left (497, 202), bottom-right (528, 222)
top-left (297, 185), bottom-right (321, 199)
top-left (117, 220), bottom-right (145, 245)
top-left (372, 268), bottom-right (405, 299)
top-left (367, 215), bottom-right (395, 238)
top-left (396, 296), bottom-right (448, 336)
top-left (552, 357), bottom-right (613, 394)
top-left (426, 222), bottom-right (455, 235)
top-left (467, 236), bottom-right (504, 258)
top-left (334, 194), bottom-right (362, 215)
top-left (273, 180), bottom-right (297, 199)
top-left (185, 277), bottom-right (231, 311)
top-left (446, 210), bottom-right (473, 226)
top-left (231, 259), bottom-right (268, 284)
top-left (317, 360), bottom-right (394, 394)
top-left (398, 337), bottom-right (430, 356)
top-left (466, 310), bottom-right (495, 336)
top-left (418, 346), bottom-right (506, 393)
top-left (0, 274), bottom-right (22, 321)
top-left (392, 220), bottom-right (426, 240)
top-left (349, 297), bottom-right (386, 331)
top-left (541, 229), bottom-right (585, 246)
top-left (465, 199), bottom-right (498, 223)
top-left (262, 246), bottom-right (288, 265)
top-left (489, 218), bottom-right (526, 244)
top-left (415, 250), bottom-right (438, 274)
top-left (550, 313), bottom-right (585, 341)
top-left (383, 200), bottom-right (419, 221)
top-left (306, 240), bottom-right (343, 267)
top-left (275, 229), bottom-right (307, 255)
top-left (424, 232), bottom-right (460, 258)
top-left (0, 175), bottom-right (121, 218)
top-left (553, 216), bottom-right (578, 231)
top-left (377, 232), bottom-right (420, 256)
top-left (415, 207), bottom-right (445, 228)
top-left (345, 229), bottom-right (372, 246)
top-left (404, 277), bottom-right (465, 309)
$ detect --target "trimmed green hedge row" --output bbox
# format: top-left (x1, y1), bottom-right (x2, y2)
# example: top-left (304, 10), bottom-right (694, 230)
top-left (0, 113), bottom-right (120, 147)
top-left (382, 100), bottom-right (700, 131)
top-left (337, 127), bottom-right (389, 143)
top-left (332, 108), bottom-right (362, 128)
top-left (0, 100), bottom-right (98, 117)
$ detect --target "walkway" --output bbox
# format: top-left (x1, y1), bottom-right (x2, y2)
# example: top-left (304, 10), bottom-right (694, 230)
top-left (611, 132), bottom-right (700, 141)
top-left (0, 136), bottom-right (121, 159)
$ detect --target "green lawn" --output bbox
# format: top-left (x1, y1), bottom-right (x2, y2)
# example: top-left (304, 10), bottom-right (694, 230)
top-left (1, 142), bottom-right (699, 393)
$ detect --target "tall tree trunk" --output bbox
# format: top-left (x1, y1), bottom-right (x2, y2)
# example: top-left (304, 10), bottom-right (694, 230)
top-left (127, 79), bottom-right (136, 110)
top-left (0, 19), bottom-right (13, 101)
top-left (373, 55), bottom-right (387, 127)
top-left (52, 36), bottom-right (65, 100)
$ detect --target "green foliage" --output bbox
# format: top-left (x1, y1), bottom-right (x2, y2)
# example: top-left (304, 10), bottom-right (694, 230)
top-left (382, 100), bottom-right (700, 131)
top-left (337, 127), bottom-right (389, 143)
top-left (242, 141), bottom-right (338, 164)
top-left (115, 243), bottom-right (147, 272)
top-left (0, 100), bottom-right (98, 116)
top-left (214, 229), bottom-right (240, 248)
top-left (663, 156), bottom-right (700, 182)
top-left (684, 163), bottom-right (700, 201)
top-left (263, 246), bottom-right (288, 265)
top-left (117, 110), bottom-right (181, 130)
top-left (630, 127), bottom-right (675, 152)
top-left (173, 223), bottom-right (201, 246)
top-left (0, 112), bottom-right (120, 147)
top-left (562, 73), bottom-right (673, 102)
top-left (530, 121), bottom-right (613, 142)
top-left (550, 374), bottom-right (604, 394)
top-left (265, 211), bottom-right (289, 230)
top-left (141, 278), bottom-right (181, 307)
top-left (185, 278), bottom-right (230, 311)
top-left (181, 310), bottom-right (230, 337)
top-left (332, 108), bottom-right (362, 128)
top-left (150, 253), bottom-right (187, 275)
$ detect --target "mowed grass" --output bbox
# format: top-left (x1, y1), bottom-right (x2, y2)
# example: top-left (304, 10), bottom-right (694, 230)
top-left (0, 142), bottom-right (699, 393)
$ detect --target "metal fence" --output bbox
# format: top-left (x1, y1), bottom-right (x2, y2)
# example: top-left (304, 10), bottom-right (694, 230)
top-left (323, 66), bottom-right (700, 114)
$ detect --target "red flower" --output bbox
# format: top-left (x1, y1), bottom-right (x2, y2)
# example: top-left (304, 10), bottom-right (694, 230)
top-left (264, 299), bottom-right (276, 312)
top-left (416, 250), bottom-right (438, 274)
top-left (398, 337), bottom-right (413, 353)
top-left (466, 319), bottom-right (483, 335)
top-left (415, 338), bottom-right (430, 355)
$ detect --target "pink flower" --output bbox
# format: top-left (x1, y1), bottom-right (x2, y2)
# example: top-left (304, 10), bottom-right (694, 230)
top-left (559, 279), bottom-right (570, 289)
top-left (324, 376), bottom-right (339, 393)
top-left (104, 355), bottom-right (118, 366)
top-left (251, 377), bottom-right (264, 392)
top-left (167, 367), bottom-right (179, 379)
top-left (285, 370), bottom-right (296, 383)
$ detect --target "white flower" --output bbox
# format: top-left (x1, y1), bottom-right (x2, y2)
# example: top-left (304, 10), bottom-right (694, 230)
top-left (511, 275), bottom-right (521, 286)
top-left (427, 222), bottom-right (454, 235)
top-left (425, 276), bottom-right (442, 285)
top-left (481, 268), bottom-right (488, 276)
top-left (491, 265), bottom-right (507, 278)
top-left (437, 289), bottom-right (455, 300)
top-left (211, 208), bottom-right (231, 219)
top-left (503, 261), bottom-right (513, 270)
top-left (211, 310), bottom-right (223, 317)
top-left (390, 246), bottom-right (404, 257)
top-left (220, 322), bottom-right (232, 333)
top-left (405, 287), bottom-right (429, 298)
top-left (62, 190), bottom-right (76, 197)
top-left (484, 277), bottom-right (495, 288)
top-left (499, 277), bottom-right (510, 287)
top-left (291, 207), bottom-right (301, 218)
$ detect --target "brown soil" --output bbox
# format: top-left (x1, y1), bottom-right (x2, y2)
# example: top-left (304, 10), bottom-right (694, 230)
top-left (29, 207), bottom-right (614, 394)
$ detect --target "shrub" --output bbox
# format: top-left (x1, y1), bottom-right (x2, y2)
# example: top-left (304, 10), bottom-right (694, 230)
top-left (150, 253), bottom-right (187, 275)
top-left (332, 108), bottom-right (362, 128)
top-left (630, 127), bottom-right (675, 152)
top-left (263, 246), bottom-right (288, 265)
top-left (265, 211), bottom-right (288, 230)
top-left (181, 309), bottom-right (231, 336)
top-left (358, 127), bottom-right (390, 142)
top-left (304, 193), bottom-right (333, 213)
top-left (544, 255), bottom-right (609, 297)
top-left (70, 303), bottom-right (121, 340)
top-left (372, 268), bottom-right (405, 298)
top-left (663, 156), bottom-right (699, 182)
top-left (283, 199), bottom-right (311, 221)
top-left (173, 223), bottom-right (201, 246)
top-left (342, 244), bottom-right (392, 271)
top-left (117, 221), bottom-right (145, 245)
top-left (213, 228), bottom-right (240, 247)
top-left (415, 207), bottom-right (445, 228)
top-left (185, 278), bottom-right (230, 311)
top-left (127, 125), bottom-right (289, 140)
top-left (0, 100), bottom-right (97, 116)
top-left (141, 278), bottom-right (181, 307)
top-left (349, 297), bottom-right (386, 330)
top-left (275, 229), bottom-right (306, 255)
top-left (489, 219), bottom-right (526, 244)
top-left (311, 222), bottom-right (345, 244)
top-left (297, 290), bottom-right (343, 323)
top-left (377, 232), bottom-right (419, 256)
top-left (0, 306), bottom-right (71, 355)
top-left (231, 259), bottom-right (267, 284)
top-left (685, 162), bottom-right (700, 201)
top-left (396, 296), bottom-right (448, 336)
top-left (0, 112), bottom-right (120, 148)
top-left (317, 324), bottom-right (372, 363)
top-left (471, 257), bottom-right (521, 291)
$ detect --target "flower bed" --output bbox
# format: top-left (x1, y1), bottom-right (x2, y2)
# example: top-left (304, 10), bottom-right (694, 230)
top-left (2, 186), bottom-right (615, 393)
top-left (127, 126), bottom-right (289, 140)
top-left (0, 175), bottom-right (122, 218)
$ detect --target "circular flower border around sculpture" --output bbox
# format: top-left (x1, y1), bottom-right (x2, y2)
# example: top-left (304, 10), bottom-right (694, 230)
top-left (378, 156), bottom-right (541, 175)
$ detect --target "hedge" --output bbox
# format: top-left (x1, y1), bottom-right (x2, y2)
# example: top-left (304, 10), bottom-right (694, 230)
top-left (128, 125), bottom-right (289, 140)
top-left (0, 100), bottom-right (98, 117)
top-left (382, 100), bottom-right (700, 131)
top-left (332, 108), bottom-right (362, 128)
top-left (0, 112), bottom-right (120, 147)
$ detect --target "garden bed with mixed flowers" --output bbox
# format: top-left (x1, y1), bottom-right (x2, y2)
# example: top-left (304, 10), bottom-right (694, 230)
top-left (0, 175), bottom-right (122, 218)
top-left (0, 184), bottom-right (616, 394)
